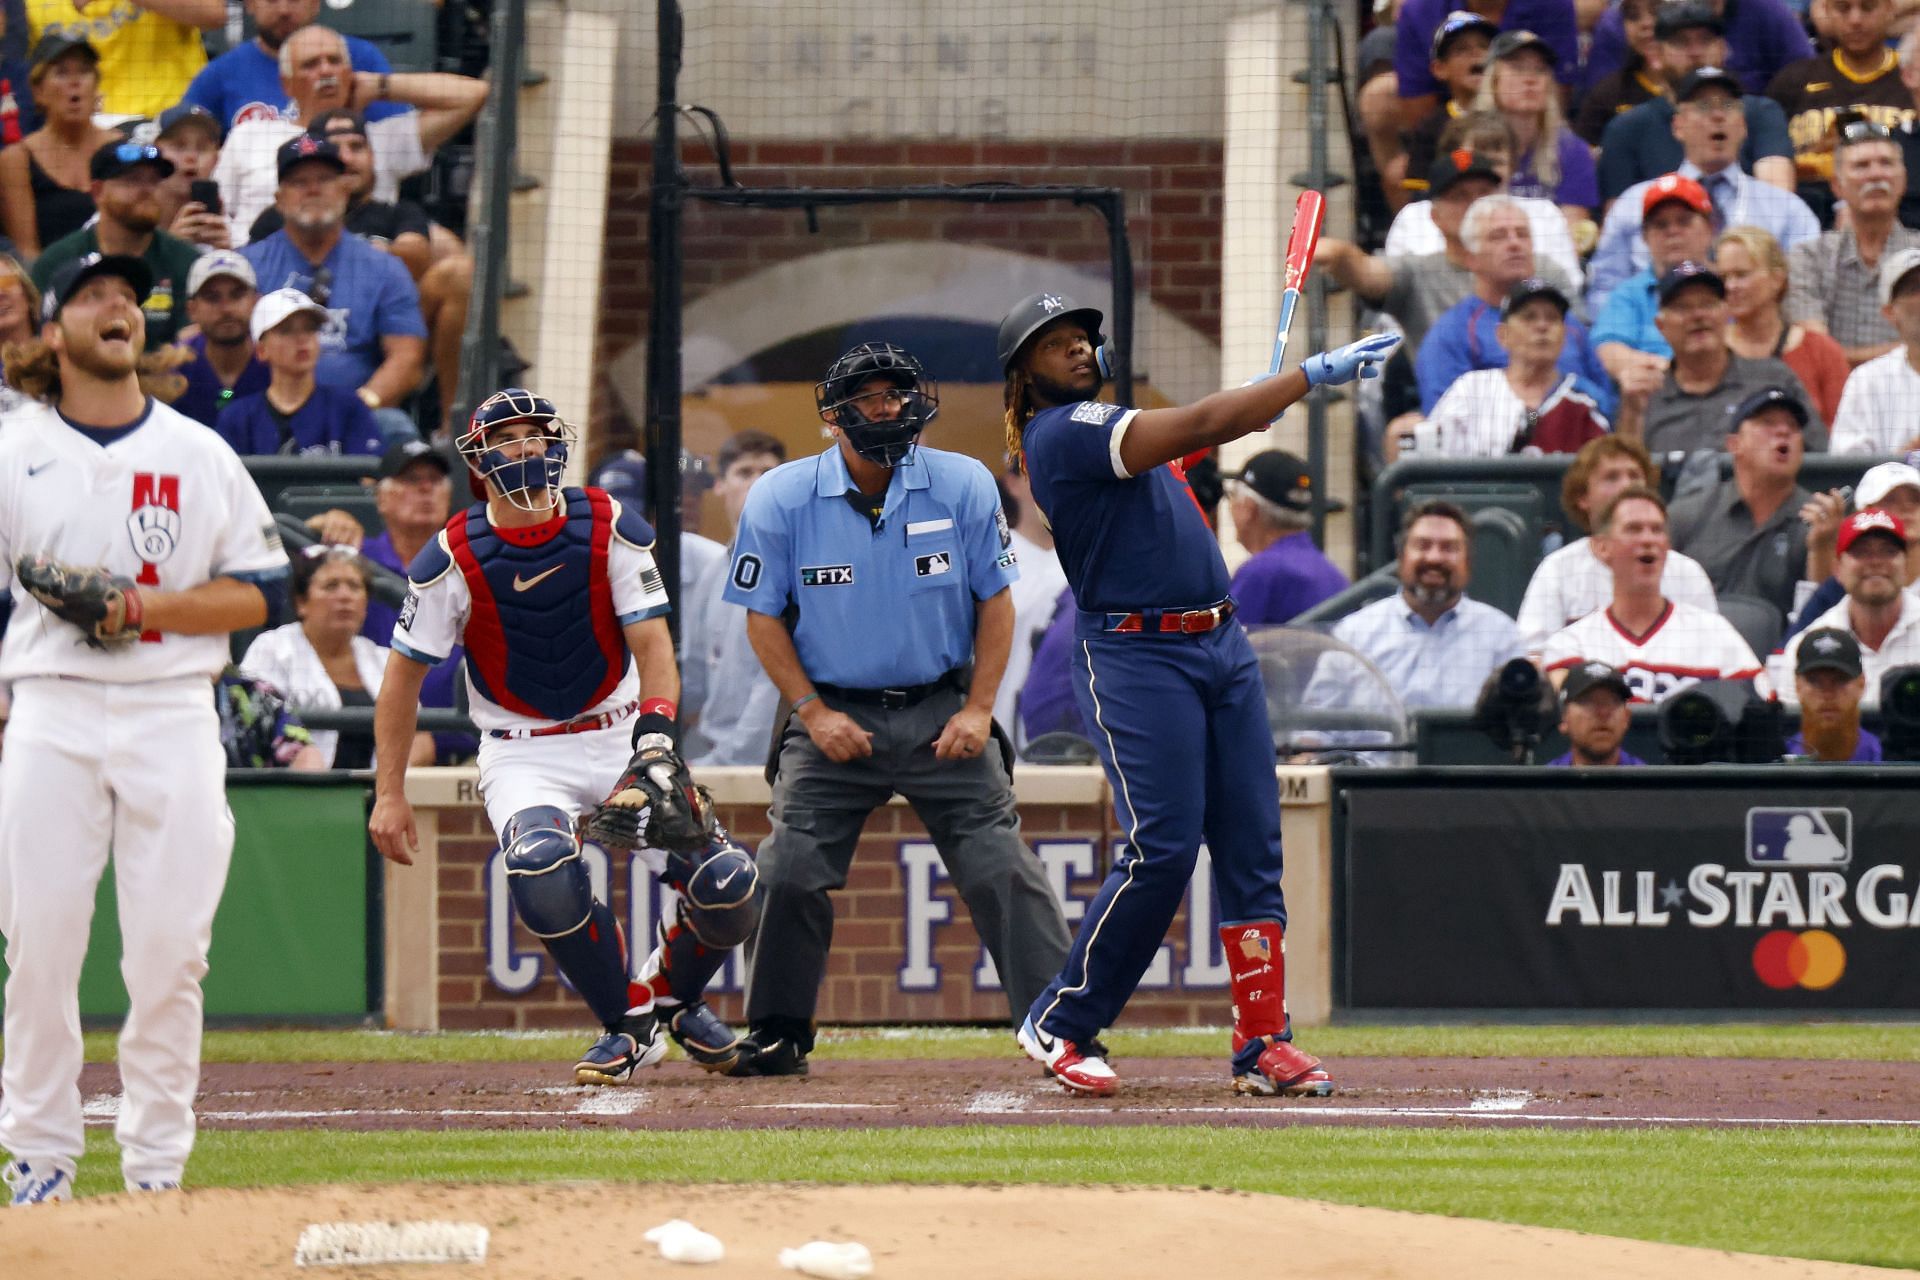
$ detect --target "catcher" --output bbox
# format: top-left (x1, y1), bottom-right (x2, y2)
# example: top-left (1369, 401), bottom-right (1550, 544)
top-left (368, 389), bottom-right (762, 1083)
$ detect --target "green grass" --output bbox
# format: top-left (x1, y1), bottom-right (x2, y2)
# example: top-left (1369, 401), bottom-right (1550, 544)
top-left (57, 1021), bottom-right (1920, 1064)
top-left (73, 1125), bottom-right (1920, 1270)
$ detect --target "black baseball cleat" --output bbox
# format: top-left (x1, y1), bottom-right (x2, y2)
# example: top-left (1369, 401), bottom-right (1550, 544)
top-left (663, 1001), bottom-right (746, 1074)
top-left (574, 1012), bottom-right (668, 1085)
top-left (724, 1031), bottom-right (809, 1077)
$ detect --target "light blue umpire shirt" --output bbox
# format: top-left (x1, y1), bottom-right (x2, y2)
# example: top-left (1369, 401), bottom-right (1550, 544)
top-left (722, 444), bottom-right (1020, 689)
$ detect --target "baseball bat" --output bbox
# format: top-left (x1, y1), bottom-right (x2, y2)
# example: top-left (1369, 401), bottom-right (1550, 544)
top-left (1268, 189), bottom-right (1326, 376)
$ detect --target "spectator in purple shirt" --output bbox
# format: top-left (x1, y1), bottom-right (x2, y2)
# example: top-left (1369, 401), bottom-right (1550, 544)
top-left (1786, 628), bottom-right (1885, 761)
top-left (1547, 661), bottom-right (1648, 766)
top-left (1018, 587), bottom-right (1088, 748)
top-left (215, 287), bottom-right (383, 456)
top-left (1584, 0), bottom-right (1810, 99)
top-left (1394, 0), bottom-right (1580, 130)
top-left (1225, 450), bottom-right (1350, 626)
top-left (1476, 30), bottom-right (1598, 227)
top-left (174, 249), bottom-right (271, 428)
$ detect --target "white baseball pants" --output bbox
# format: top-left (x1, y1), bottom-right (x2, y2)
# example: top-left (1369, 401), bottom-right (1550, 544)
top-left (0, 676), bottom-right (232, 1189)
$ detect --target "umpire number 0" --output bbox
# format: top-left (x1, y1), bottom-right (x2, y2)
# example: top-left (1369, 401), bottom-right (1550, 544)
top-left (731, 554), bottom-right (762, 591)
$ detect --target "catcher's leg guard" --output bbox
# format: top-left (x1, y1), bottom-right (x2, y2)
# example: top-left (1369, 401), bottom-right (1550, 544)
top-left (681, 841), bottom-right (762, 948)
top-left (1222, 920), bottom-right (1332, 1097)
top-left (502, 807), bottom-right (632, 1028)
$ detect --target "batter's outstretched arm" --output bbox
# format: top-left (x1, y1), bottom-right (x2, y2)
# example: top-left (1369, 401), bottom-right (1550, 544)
top-left (624, 615), bottom-right (680, 708)
top-left (369, 650), bottom-right (431, 866)
top-left (143, 576), bottom-right (272, 634)
top-left (1115, 332), bottom-right (1400, 476)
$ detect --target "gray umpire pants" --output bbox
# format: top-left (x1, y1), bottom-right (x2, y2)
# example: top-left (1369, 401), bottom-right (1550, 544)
top-left (744, 683), bottom-right (1070, 1036)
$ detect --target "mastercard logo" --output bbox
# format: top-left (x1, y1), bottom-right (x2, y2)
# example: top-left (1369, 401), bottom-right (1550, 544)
top-left (1751, 929), bottom-right (1846, 990)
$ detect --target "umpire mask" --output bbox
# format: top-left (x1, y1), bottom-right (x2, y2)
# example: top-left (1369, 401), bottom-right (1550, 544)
top-left (814, 341), bottom-right (940, 469)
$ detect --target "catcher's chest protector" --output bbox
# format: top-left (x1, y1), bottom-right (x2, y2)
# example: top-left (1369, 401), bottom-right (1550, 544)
top-left (446, 487), bottom-right (628, 721)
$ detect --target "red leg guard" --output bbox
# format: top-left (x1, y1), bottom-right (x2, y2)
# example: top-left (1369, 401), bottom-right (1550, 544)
top-left (1220, 920), bottom-right (1289, 1050)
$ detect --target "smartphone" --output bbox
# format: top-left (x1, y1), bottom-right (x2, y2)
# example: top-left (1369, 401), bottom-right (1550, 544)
top-left (189, 179), bottom-right (222, 215)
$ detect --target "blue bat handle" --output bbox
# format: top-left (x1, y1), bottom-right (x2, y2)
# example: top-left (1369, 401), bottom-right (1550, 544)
top-left (1269, 288), bottom-right (1301, 376)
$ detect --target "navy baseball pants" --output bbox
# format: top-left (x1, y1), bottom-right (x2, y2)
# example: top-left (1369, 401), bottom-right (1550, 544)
top-left (1026, 618), bottom-right (1287, 1043)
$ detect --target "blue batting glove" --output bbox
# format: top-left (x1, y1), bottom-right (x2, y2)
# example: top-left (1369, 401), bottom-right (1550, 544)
top-left (1302, 332), bottom-right (1402, 388)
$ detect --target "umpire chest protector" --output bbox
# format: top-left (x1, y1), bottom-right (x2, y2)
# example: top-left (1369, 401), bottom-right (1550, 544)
top-left (443, 486), bottom-right (629, 721)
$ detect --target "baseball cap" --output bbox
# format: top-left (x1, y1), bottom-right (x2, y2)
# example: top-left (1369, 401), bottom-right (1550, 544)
top-left (1561, 661), bottom-right (1632, 706)
top-left (306, 108), bottom-right (369, 141)
top-left (1642, 172), bottom-right (1713, 220)
top-left (1656, 259), bottom-right (1725, 304)
top-left (1726, 385), bottom-right (1809, 430)
top-left (1857, 460), bottom-right (1920, 508)
top-left (1796, 628), bottom-right (1864, 679)
top-left (1487, 28), bottom-right (1557, 64)
top-left (250, 287), bottom-right (329, 342)
top-left (276, 133), bottom-right (347, 181)
top-left (89, 140), bottom-right (174, 183)
top-left (1654, 0), bottom-right (1724, 40)
top-left (1501, 276), bottom-right (1570, 319)
top-left (1837, 508), bottom-right (1907, 556)
top-left (1429, 146), bottom-right (1502, 197)
top-left (1430, 10), bottom-right (1498, 59)
top-left (155, 102), bottom-right (222, 145)
top-left (1228, 449), bottom-right (1346, 514)
top-left (378, 439), bottom-right (452, 481)
top-left (28, 31), bottom-right (97, 78)
top-left (1878, 247), bottom-right (1920, 307)
top-left (40, 252), bottom-right (152, 323)
top-left (1674, 65), bottom-right (1742, 102)
top-left (185, 249), bottom-right (257, 299)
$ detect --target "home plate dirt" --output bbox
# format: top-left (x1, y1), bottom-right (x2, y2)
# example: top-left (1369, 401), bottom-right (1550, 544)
top-left (0, 1183), bottom-right (1898, 1280)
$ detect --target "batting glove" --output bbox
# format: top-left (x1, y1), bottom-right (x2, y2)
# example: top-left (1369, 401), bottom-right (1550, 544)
top-left (1302, 332), bottom-right (1401, 388)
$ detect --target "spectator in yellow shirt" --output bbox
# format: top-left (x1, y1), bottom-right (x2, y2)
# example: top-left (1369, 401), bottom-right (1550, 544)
top-left (25, 0), bottom-right (223, 119)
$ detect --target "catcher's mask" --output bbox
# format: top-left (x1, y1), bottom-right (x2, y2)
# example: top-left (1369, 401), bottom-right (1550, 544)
top-left (458, 388), bottom-right (575, 511)
top-left (814, 341), bottom-right (939, 469)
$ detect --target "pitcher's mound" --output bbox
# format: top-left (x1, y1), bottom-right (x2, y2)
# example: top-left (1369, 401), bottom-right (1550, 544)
top-left (0, 1182), bottom-right (1885, 1278)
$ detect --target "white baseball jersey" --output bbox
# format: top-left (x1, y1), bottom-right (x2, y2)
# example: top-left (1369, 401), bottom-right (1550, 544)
top-left (0, 399), bottom-right (287, 683)
top-left (390, 493), bottom-right (670, 733)
top-left (1541, 599), bottom-right (1771, 702)
top-left (1517, 538), bottom-right (1719, 656)
top-left (1772, 589), bottom-right (1920, 707)
top-left (1828, 346), bottom-right (1920, 455)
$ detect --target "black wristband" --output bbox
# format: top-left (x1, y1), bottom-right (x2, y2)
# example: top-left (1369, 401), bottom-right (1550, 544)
top-left (633, 711), bottom-right (678, 748)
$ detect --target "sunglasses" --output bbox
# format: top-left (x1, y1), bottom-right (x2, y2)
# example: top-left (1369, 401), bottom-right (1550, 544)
top-left (1838, 116), bottom-right (1894, 146)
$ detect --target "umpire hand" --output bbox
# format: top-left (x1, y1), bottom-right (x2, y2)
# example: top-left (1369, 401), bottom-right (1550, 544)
top-left (932, 704), bottom-right (992, 761)
top-left (798, 699), bottom-right (873, 762)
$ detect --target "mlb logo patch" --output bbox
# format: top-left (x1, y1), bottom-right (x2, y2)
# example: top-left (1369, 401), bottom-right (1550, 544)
top-left (915, 552), bottom-right (951, 578)
top-left (1747, 807), bottom-right (1852, 868)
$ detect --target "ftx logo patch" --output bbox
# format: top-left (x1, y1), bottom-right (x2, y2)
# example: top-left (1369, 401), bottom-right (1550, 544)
top-left (800, 564), bottom-right (854, 587)
top-left (915, 552), bottom-right (951, 578)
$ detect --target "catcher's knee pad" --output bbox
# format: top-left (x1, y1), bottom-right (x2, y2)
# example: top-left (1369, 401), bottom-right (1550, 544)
top-left (681, 842), bottom-right (761, 949)
top-left (502, 806), bottom-right (593, 939)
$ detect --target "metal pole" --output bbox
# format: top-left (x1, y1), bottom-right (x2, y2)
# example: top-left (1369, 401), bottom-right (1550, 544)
top-left (1304, 0), bottom-right (1333, 547)
top-left (646, 0), bottom-right (685, 640)
top-left (1101, 193), bottom-right (1137, 409)
top-left (450, 0), bottom-right (525, 442)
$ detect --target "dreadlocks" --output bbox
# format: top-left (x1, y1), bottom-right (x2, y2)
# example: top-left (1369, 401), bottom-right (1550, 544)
top-left (1003, 364), bottom-right (1040, 473)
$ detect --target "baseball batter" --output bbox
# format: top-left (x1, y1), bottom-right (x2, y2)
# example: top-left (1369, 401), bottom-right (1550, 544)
top-left (368, 389), bottom-right (761, 1085)
top-left (0, 253), bottom-right (289, 1203)
top-left (998, 291), bottom-right (1396, 1097)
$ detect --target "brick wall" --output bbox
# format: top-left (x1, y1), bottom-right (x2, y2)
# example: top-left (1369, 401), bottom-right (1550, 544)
top-left (432, 797), bottom-right (1240, 1032)
top-left (592, 138), bottom-right (1224, 446)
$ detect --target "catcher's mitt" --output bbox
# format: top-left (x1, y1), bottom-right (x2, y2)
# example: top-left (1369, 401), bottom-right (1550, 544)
top-left (584, 736), bottom-right (716, 853)
top-left (15, 554), bottom-right (140, 649)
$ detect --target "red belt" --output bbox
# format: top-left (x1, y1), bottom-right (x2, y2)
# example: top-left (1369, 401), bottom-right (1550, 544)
top-left (487, 700), bottom-right (640, 740)
top-left (1103, 599), bottom-right (1237, 634)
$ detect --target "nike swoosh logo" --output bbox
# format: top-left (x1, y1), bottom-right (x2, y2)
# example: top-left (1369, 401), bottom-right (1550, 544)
top-left (714, 868), bottom-right (739, 890)
top-left (26, 460), bottom-right (54, 476)
top-left (1034, 1030), bottom-right (1056, 1052)
top-left (512, 564), bottom-right (564, 592)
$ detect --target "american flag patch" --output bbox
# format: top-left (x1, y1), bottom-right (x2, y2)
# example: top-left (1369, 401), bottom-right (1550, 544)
top-left (641, 566), bottom-right (665, 596)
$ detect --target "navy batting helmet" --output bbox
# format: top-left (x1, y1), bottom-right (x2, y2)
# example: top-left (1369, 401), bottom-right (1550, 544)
top-left (458, 388), bottom-right (576, 510)
top-left (996, 291), bottom-right (1110, 375)
top-left (815, 341), bottom-right (939, 468)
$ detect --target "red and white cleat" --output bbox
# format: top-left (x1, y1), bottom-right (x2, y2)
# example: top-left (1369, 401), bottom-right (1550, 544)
top-left (1018, 1016), bottom-right (1118, 1097)
top-left (1231, 1033), bottom-right (1334, 1098)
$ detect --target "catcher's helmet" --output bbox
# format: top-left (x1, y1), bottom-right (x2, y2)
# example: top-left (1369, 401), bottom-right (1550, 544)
top-left (996, 291), bottom-right (1114, 376)
top-left (814, 341), bottom-right (939, 468)
top-left (457, 388), bottom-right (576, 511)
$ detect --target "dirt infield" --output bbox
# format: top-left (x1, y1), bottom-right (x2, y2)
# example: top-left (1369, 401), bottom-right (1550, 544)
top-left (61, 1054), bottom-right (1920, 1132)
top-left (0, 1182), bottom-right (1902, 1279)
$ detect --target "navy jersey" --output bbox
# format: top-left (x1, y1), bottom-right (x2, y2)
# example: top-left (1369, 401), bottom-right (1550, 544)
top-left (1022, 400), bottom-right (1230, 613)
